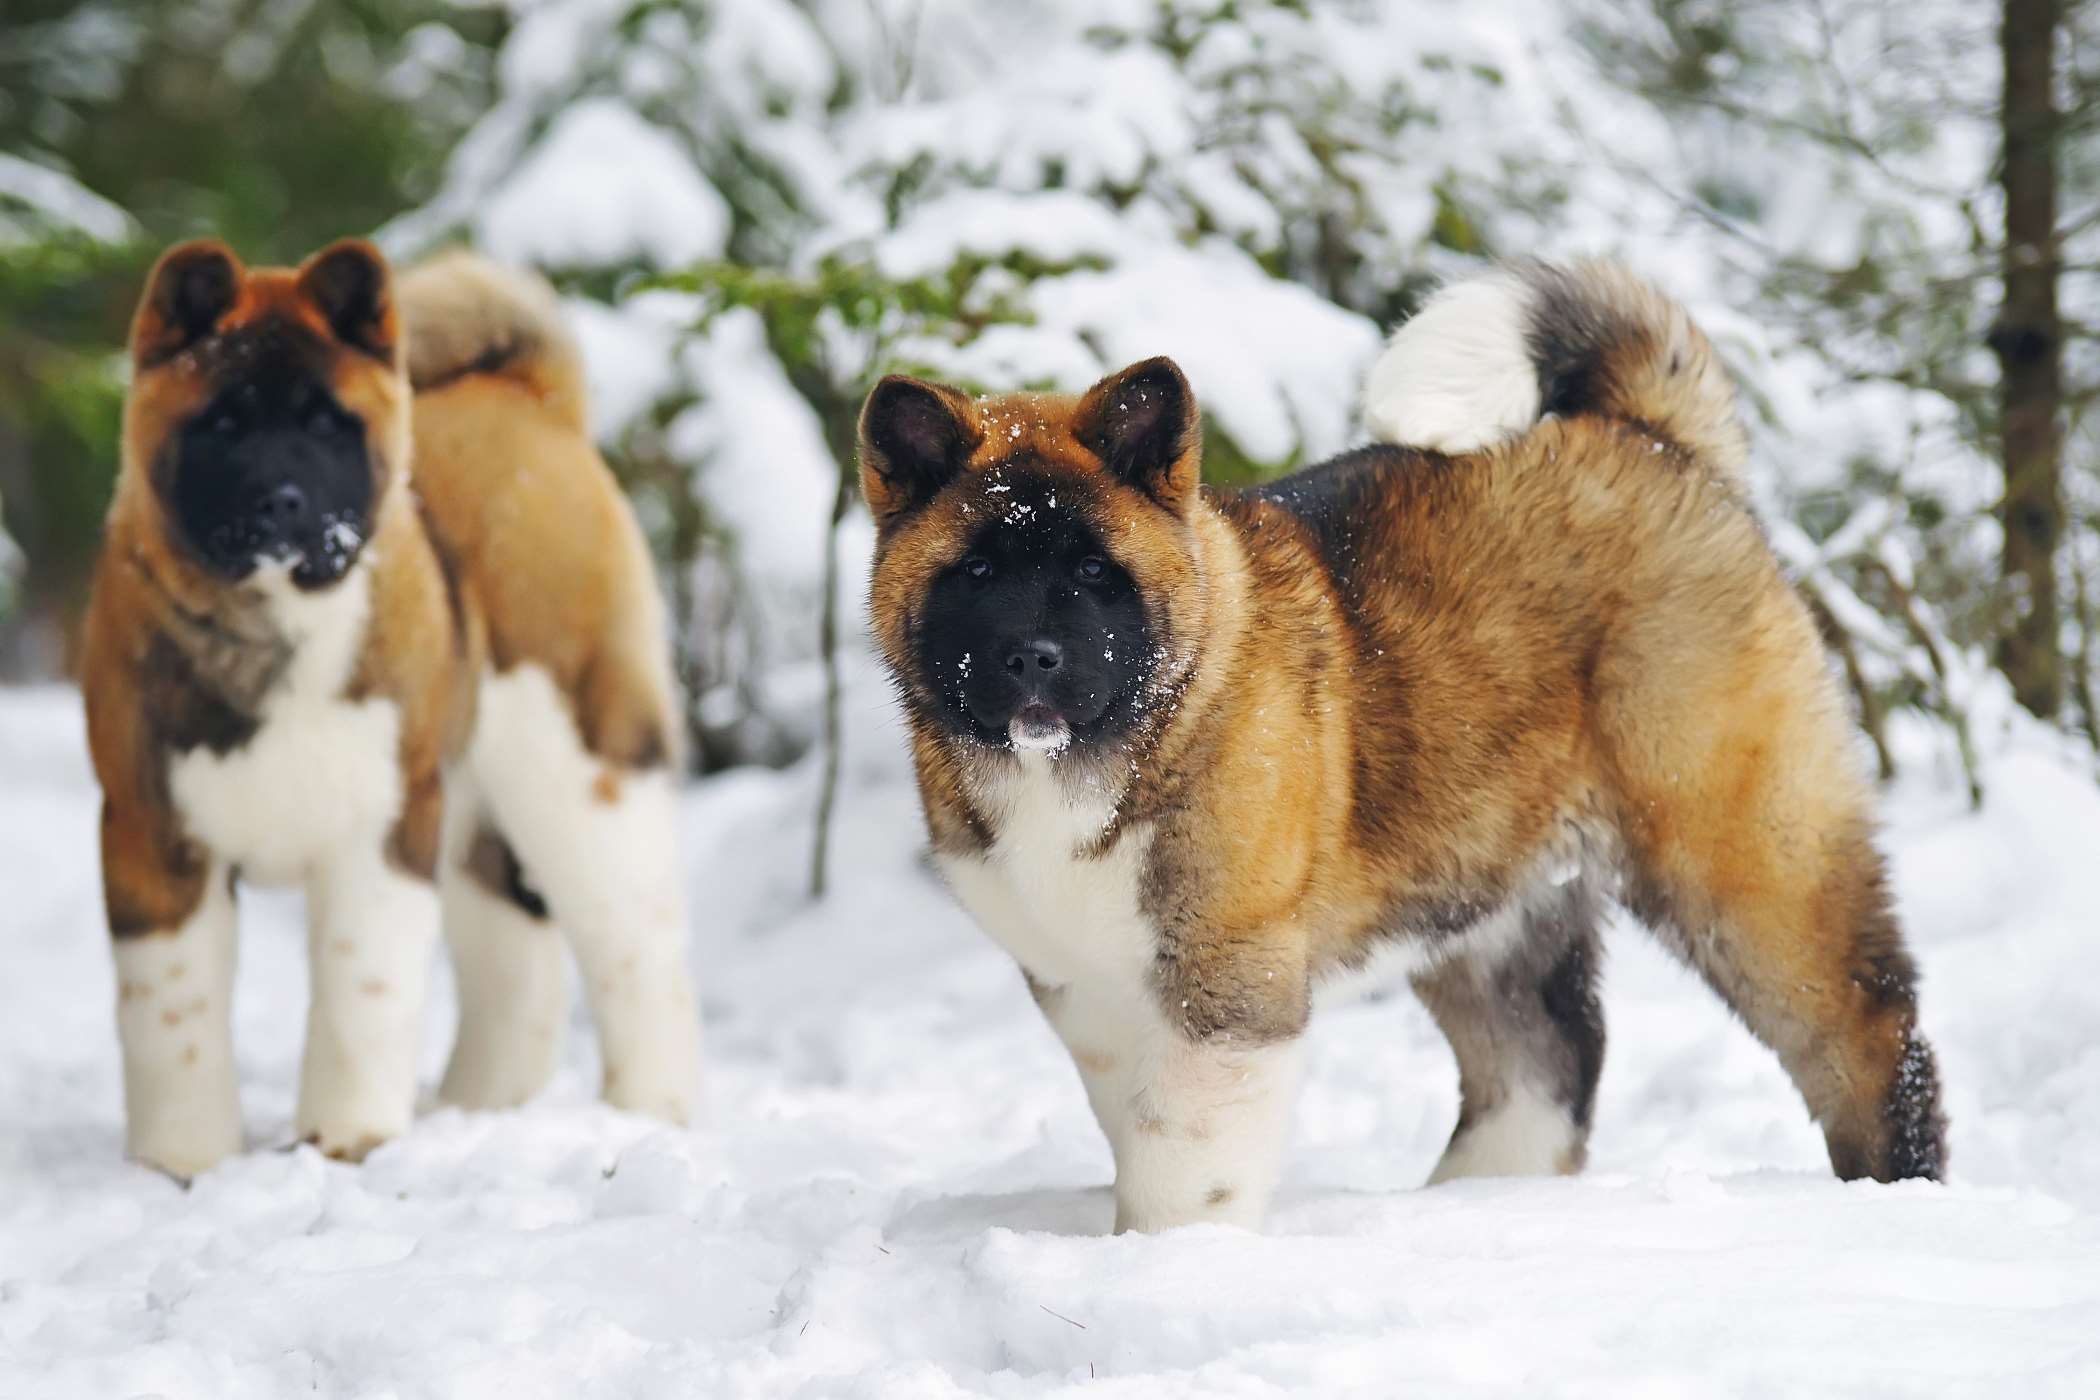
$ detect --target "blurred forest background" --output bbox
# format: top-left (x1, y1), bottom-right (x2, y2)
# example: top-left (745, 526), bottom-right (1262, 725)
top-left (4, 0), bottom-right (2098, 796)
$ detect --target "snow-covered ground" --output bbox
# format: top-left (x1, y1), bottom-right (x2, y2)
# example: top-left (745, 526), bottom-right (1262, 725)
top-left (2, 676), bottom-right (2097, 1398)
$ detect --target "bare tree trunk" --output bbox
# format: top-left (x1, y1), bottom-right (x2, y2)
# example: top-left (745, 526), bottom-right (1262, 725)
top-left (1991, 0), bottom-right (2067, 717)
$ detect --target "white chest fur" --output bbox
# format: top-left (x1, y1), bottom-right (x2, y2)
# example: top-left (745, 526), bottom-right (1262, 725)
top-left (168, 563), bottom-right (404, 886)
top-left (936, 753), bottom-right (1157, 991)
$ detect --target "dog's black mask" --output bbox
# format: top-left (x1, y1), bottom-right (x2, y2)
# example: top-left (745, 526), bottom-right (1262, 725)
top-left (167, 338), bottom-right (375, 589)
top-left (914, 485), bottom-right (1153, 753)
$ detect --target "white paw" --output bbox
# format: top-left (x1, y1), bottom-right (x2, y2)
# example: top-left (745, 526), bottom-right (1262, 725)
top-left (1113, 1178), bottom-right (1268, 1233)
top-left (1428, 1081), bottom-right (1582, 1184)
top-left (129, 1112), bottom-right (242, 1182)
top-left (600, 1038), bottom-right (700, 1126)
top-left (294, 1098), bottom-right (410, 1163)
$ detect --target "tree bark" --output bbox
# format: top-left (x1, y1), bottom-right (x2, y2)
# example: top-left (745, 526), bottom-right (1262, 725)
top-left (1991, 0), bottom-right (2066, 717)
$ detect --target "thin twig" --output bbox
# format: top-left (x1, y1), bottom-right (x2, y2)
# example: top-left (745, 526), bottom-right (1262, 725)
top-left (810, 446), bottom-right (852, 898)
top-left (2069, 524), bottom-right (2100, 756)
top-left (1869, 559), bottom-right (1985, 809)
top-left (1802, 579), bottom-right (1897, 782)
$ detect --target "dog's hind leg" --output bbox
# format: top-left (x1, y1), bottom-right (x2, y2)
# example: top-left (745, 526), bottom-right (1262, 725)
top-left (470, 666), bottom-right (701, 1126)
top-left (1599, 584), bottom-right (1946, 1182)
top-left (437, 788), bottom-right (568, 1112)
top-left (1618, 802), bottom-right (1945, 1182)
top-left (1411, 881), bottom-right (1606, 1184)
top-left (532, 768), bottom-right (699, 1124)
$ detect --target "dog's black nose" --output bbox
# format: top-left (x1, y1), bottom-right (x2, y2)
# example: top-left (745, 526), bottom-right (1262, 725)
top-left (256, 483), bottom-right (306, 528)
top-left (1006, 639), bottom-right (1063, 676)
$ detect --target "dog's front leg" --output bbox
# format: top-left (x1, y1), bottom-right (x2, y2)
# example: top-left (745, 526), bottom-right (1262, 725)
top-left (104, 803), bottom-right (243, 1179)
top-left (296, 839), bottom-right (439, 1160)
top-left (1109, 1028), bottom-right (1305, 1233)
top-left (1044, 978), bottom-right (1306, 1233)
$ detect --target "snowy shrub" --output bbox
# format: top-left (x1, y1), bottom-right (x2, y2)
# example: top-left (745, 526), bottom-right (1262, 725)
top-left (385, 0), bottom-right (2092, 785)
top-left (0, 156), bottom-right (133, 652)
top-left (389, 0), bottom-right (1574, 766)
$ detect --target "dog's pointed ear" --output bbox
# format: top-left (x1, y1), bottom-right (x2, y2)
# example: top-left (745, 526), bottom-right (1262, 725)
top-left (298, 238), bottom-right (397, 361)
top-left (1074, 357), bottom-right (1200, 513)
top-left (859, 375), bottom-right (979, 524)
top-left (132, 240), bottom-right (244, 365)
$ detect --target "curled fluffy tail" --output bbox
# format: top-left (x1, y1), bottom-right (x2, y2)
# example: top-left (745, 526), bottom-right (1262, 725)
top-left (1361, 258), bottom-right (1746, 478)
top-left (396, 250), bottom-right (589, 434)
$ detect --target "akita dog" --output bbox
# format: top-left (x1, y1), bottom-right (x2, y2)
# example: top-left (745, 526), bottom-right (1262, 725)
top-left (83, 239), bottom-right (701, 1177)
top-left (859, 260), bottom-right (1945, 1232)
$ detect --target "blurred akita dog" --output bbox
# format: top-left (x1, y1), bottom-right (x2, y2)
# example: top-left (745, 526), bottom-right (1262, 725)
top-left (84, 239), bottom-right (700, 1177)
top-left (860, 260), bottom-right (1945, 1232)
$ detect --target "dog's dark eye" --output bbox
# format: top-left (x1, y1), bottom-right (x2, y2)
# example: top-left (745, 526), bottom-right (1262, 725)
top-left (207, 410), bottom-right (241, 437)
top-left (1077, 556), bottom-right (1107, 583)
top-left (964, 556), bottom-right (992, 580)
top-left (308, 411), bottom-right (337, 437)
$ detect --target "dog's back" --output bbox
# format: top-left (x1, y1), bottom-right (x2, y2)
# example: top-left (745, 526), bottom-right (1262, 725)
top-left (396, 254), bottom-right (677, 774)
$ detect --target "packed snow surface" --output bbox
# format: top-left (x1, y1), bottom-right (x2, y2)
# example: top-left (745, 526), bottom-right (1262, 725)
top-left (2, 683), bottom-right (2097, 1398)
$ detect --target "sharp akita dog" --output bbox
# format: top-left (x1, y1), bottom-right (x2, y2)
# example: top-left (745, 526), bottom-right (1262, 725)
top-left (859, 260), bottom-right (1946, 1233)
top-left (83, 238), bottom-right (701, 1177)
